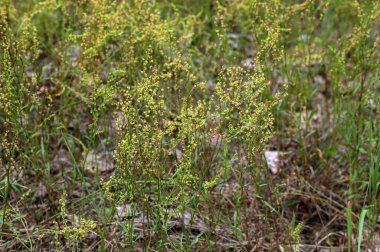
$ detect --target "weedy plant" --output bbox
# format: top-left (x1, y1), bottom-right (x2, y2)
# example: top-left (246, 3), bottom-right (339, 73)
top-left (0, 0), bottom-right (379, 251)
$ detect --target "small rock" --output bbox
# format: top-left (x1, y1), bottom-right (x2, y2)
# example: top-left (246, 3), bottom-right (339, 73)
top-left (265, 150), bottom-right (281, 174)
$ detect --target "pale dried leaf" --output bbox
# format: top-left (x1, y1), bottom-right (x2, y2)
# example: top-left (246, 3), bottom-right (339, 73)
top-left (85, 150), bottom-right (114, 173)
top-left (116, 204), bottom-right (133, 218)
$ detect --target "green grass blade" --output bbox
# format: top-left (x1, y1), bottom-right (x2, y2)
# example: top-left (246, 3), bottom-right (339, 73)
top-left (357, 207), bottom-right (368, 252)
